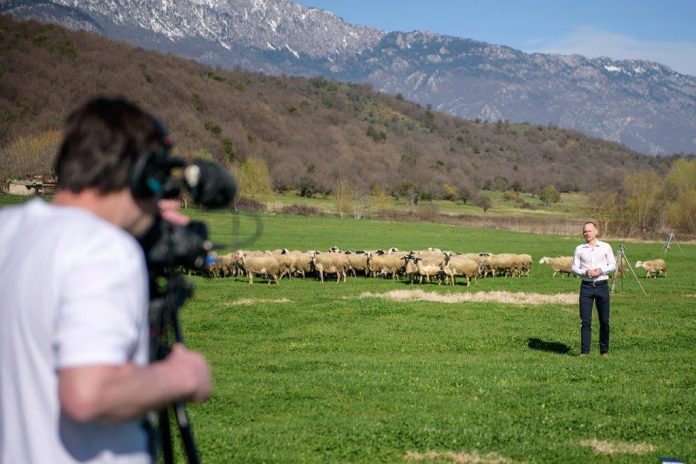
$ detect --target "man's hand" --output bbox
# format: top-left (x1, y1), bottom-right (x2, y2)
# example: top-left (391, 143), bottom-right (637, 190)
top-left (165, 343), bottom-right (212, 403)
top-left (158, 199), bottom-right (190, 226)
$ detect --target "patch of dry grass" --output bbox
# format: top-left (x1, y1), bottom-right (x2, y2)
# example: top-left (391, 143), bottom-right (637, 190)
top-left (404, 450), bottom-right (513, 463)
top-left (226, 298), bottom-right (293, 306)
top-left (358, 289), bottom-right (576, 306)
top-left (579, 439), bottom-right (656, 455)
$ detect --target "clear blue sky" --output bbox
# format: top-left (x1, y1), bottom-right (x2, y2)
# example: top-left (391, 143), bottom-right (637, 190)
top-left (294, 0), bottom-right (696, 76)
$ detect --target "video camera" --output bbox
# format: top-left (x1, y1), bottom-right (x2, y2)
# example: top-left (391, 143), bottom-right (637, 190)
top-left (130, 139), bottom-right (236, 464)
top-left (132, 146), bottom-right (237, 272)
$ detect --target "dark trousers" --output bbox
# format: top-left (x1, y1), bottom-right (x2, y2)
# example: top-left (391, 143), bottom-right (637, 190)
top-left (579, 282), bottom-right (610, 354)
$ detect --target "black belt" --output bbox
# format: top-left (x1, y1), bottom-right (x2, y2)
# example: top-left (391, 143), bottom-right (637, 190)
top-left (582, 280), bottom-right (607, 287)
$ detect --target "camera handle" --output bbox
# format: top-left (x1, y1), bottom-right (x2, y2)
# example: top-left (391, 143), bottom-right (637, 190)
top-left (149, 274), bottom-right (201, 464)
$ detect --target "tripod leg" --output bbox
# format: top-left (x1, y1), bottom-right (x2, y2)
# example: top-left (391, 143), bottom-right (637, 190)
top-left (611, 251), bottom-right (624, 292)
top-left (159, 408), bottom-right (174, 464)
top-left (175, 402), bottom-right (201, 464)
top-left (623, 251), bottom-right (648, 296)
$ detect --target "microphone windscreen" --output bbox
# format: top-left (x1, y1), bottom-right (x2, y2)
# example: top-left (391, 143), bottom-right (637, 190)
top-left (187, 160), bottom-right (237, 208)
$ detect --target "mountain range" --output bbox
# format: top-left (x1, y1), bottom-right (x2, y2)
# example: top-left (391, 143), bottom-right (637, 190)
top-left (3, 0), bottom-right (696, 155)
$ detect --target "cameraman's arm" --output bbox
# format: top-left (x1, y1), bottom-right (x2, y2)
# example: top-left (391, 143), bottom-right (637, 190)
top-left (58, 343), bottom-right (210, 423)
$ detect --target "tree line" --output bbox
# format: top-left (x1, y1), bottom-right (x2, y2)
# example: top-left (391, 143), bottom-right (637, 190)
top-left (590, 158), bottom-right (696, 238)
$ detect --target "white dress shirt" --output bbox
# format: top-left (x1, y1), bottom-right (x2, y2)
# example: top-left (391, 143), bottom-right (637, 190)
top-left (572, 239), bottom-right (617, 282)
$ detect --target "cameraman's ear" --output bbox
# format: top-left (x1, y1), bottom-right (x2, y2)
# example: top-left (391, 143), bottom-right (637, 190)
top-left (158, 199), bottom-right (190, 225)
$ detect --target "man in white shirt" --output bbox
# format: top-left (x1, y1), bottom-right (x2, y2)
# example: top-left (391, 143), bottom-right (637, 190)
top-left (0, 97), bottom-right (211, 463)
top-left (571, 221), bottom-right (617, 357)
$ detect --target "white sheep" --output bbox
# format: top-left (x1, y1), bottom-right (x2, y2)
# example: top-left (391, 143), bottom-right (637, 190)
top-left (517, 254), bottom-right (533, 276)
top-left (367, 251), bottom-right (407, 280)
top-left (276, 249), bottom-right (311, 279)
top-left (479, 253), bottom-right (516, 277)
top-left (538, 256), bottom-right (573, 277)
top-left (635, 259), bottom-right (667, 278)
top-left (408, 250), bottom-right (446, 283)
top-left (238, 251), bottom-right (280, 285)
top-left (311, 251), bottom-right (348, 282)
top-left (442, 254), bottom-right (482, 286)
top-left (214, 251), bottom-right (240, 277)
top-left (345, 251), bottom-right (370, 277)
top-left (411, 256), bottom-right (444, 284)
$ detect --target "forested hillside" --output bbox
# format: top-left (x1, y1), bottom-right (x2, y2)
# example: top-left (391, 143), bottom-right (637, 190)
top-left (0, 16), bottom-right (670, 201)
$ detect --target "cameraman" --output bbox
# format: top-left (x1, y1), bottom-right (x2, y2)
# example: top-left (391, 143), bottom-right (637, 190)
top-left (0, 97), bottom-right (211, 463)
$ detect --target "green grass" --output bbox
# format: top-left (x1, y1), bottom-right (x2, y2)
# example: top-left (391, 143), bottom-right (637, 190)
top-left (3, 194), bottom-right (693, 462)
top-left (0, 191), bottom-right (33, 206)
top-left (173, 210), bottom-right (695, 463)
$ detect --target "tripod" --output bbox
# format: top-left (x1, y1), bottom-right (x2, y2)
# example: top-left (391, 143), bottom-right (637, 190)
top-left (149, 273), bottom-right (201, 464)
top-left (663, 230), bottom-right (684, 256)
top-left (611, 244), bottom-right (647, 296)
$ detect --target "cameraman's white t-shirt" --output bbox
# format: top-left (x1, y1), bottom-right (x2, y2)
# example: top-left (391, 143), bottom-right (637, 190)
top-left (0, 199), bottom-right (150, 464)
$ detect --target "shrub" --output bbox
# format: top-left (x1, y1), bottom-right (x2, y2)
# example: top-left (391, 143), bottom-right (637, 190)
top-left (0, 130), bottom-right (61, 180)
top-left (332, 178), bottom-right (353, 217)
top-left (473, 195), bottom-right (492, 212)
top-left (234, 158), bottom-right (273, 196)
top-left (539, 184), bottom-right (561, 206)
top-left (191, 93), bottom-right (202, 112)
top-left (370, 184), bottom-right (391, 210)
top-left (503, 189), bottom-right (519, 201)
top-left (204, 121), bottom-right (221, 136)
top-left (221, 138), bottom-right (236, 161)
top-left (366, 125), bottom-right (386, 142)
top-left (281, 204), bottom-right (323, 216)
top-left (234, 196), bottom-right (265, 212)
top-left (298, 175), bottom-right (318, 198)
top-left (441, 183), bottom-right (457, 201)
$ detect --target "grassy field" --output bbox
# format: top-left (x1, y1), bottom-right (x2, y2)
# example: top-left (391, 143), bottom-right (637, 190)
top-left (242, 189), bottom-right (590, 220)
top-left (2, 193), bottom-right (693, 462)
top-left (175, 209), bottom-right (695, 463)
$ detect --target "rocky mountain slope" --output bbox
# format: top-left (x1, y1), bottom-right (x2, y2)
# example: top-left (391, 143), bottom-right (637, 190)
top-left (3, 0), bottom-right (696, 155)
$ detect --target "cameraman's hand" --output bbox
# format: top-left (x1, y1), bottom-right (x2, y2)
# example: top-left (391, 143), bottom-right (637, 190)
top-left (158, 199), bottom-right (190, 226)
top-left (167, 343), bottom-right (211, 403)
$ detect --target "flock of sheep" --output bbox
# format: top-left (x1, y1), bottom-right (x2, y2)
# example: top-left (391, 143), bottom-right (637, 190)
top-left (205, 248), bottom-right (667, 285)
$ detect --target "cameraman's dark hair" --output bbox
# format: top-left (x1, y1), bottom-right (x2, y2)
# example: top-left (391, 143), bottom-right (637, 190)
top-left (54, 97), bottom-right (165, 194)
